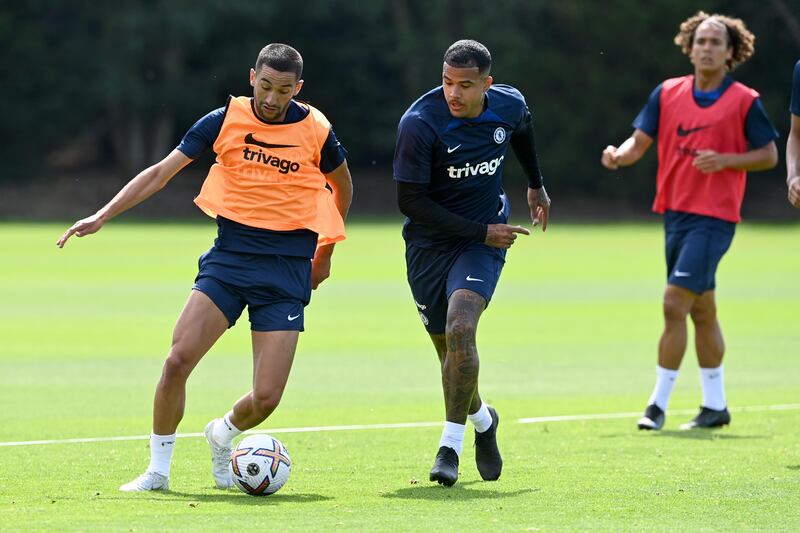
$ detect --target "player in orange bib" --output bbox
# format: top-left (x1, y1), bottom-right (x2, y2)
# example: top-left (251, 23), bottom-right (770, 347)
top-left (57, 44), bottom-right (353, 491)
top-left (601, 13), bottom-right (778, 431)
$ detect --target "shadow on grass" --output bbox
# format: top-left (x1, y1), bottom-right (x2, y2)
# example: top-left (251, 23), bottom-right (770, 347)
top-left (786, 465), bottom-right (800, 470)
top-left (653, 429), bottom-right (765, 441)
top-left (109, 490), bottom-right (332, 505)
top-left (381, 481), bottom-right (539, 501)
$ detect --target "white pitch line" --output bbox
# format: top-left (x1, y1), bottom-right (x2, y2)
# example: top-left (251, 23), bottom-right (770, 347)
top-left (2, 403), bottom-right (799, 448)
top-left (517, 403), bottom-right (800, 424)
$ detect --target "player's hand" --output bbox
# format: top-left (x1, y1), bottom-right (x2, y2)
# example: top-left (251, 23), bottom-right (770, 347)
top-left (789, 176), bottom-right (800, 208)
top-left (485, 224), bottom-right (529, 249)
top-left (601, 145), bottom-right (620, 169)
top-left (311, 246), bottom-right (333, 289)
top-left (693, 150), bottom-right (729, 173)
top-left (56, 214), bottom-right (105, 248)
top-left (527, 186), bottom-right (550, 231)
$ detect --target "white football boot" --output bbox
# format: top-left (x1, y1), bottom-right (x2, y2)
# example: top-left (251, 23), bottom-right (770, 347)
top-left (204, 419), bottom-right (234, 489)
top-left (119, 471), bottom-right (169, 492)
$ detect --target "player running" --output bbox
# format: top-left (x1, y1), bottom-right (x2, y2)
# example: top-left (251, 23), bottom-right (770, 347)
top-left (393, 39), bottom-right (550, 486)
top-left (58, 44), bottom-right (353, 491)
top-left (601, 12), bottom-right (778, 430)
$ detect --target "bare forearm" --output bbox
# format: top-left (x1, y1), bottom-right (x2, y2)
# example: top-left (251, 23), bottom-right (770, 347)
top-left (96, 164), bottom-right (172, 222)
top-left (720, 144), bottom-right (778, 172)
top-left (331, 181), bottom-right (352, 221)
top-left (787, 133), bottom-right (800, 184)
top-left (614, 136), bottom-right (647, 167)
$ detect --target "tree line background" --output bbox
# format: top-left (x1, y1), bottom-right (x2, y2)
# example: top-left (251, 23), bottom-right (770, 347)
top-left (2, 0), bottom-right (799, 219)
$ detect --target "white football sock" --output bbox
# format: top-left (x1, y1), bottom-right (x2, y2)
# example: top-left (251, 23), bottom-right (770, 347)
top-left (647, 366), bottom-right (679, 411)
top-left (212, 413), bottom-right (242, 447)
top-left (700, 365), bottom-right (726, 410)
top-left (468, 402), bottom-right (493, 433)
top-left (147, 433), bottom-right (176, 476)
top-left (439, 421), bottom-right (466, 456)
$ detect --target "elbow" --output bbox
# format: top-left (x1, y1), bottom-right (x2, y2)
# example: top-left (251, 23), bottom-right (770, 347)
top-left (764, 143), bottom-right (779, 170)
top-left (397, 197), bottom-right (412, 217)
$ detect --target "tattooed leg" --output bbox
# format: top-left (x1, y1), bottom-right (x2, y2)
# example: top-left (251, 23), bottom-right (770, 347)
top-left (441, 289), bottom-right (486, 424)
top-left (430, 332), bottom-right (482, 416)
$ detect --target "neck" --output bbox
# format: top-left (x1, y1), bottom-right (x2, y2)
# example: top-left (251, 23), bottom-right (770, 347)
top-left (693, 69), bottom-right (726, 91)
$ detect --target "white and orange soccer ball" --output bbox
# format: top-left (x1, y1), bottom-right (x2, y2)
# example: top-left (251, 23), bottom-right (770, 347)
top-left (229, 434), bottom-right (291, 496)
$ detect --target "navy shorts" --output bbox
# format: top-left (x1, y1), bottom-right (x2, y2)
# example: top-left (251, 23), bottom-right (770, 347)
top-left (193, 247), bottom-right (312, 332)
top-left (664, 211), bottom-right (735, 295)
top-left (406, 241), bottom-right (506, 334)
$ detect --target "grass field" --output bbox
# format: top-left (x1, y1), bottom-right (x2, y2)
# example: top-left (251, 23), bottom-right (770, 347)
top-left (1, 220), bottom-right (799, 532)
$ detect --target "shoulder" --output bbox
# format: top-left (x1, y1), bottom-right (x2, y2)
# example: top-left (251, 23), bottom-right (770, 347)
top-left (401, 87), bottom-right (448, 125)
top-left (488, 84), bottom-right (526, 103)
top-left (399, 89), bottom-right (447, 138)
top-left (729, 80), bottom-right (759, 99)
top-left (487, 84), bottom-right (529, 125)
top-left (661, 75), bottom-right (692, 92)
top-left (303, 102), bottom-right (332, 129)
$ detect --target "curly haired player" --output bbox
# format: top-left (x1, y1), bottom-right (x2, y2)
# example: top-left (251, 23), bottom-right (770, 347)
top-left (601, 12), bottom-right (778, 430)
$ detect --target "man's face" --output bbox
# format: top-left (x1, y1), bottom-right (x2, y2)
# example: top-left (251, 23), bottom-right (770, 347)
top-left (441, 63), bottom-right (492, 119)
top-left (249, 65), bottom-right (303, 122)
top-left (690, 21), bottom-right (733, 75)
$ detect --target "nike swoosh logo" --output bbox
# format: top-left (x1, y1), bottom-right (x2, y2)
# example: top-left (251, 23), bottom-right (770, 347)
top-left (447, 144), bottom-right (462, 153)
top-left (676, 124), bottom-right (711, 137)
top-left (287, 314), bottom-right (301, 321)
top-left (674, 270), bottom-right (691, 277)
top-left (244, 133), bottom-right (298, 149)
top-left (466, 275), bottom-right (484, 282)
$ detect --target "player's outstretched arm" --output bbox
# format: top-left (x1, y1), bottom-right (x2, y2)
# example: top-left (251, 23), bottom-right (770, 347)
top-left (786, 114), bottom-right (800, 208)
top-left (601, 129), bottom-right (653, 170)
top-left (692, 142), bottom-right (778, 174)
top-left (56, 149), bottom-right (192, 248)
top-left (311, 160), bottom-right (353, 289)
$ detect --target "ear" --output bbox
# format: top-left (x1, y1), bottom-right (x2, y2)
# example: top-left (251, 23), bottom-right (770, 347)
top-left (483, 75), bottom-right (494, 92)
top-left (250, 68), bottom-right (256, 87)
top-left (293, 79), bottom-right (304, 96)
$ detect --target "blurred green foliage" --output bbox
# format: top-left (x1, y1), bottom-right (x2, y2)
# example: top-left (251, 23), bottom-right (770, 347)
top-left (1, 0), bottom-right (797, 206)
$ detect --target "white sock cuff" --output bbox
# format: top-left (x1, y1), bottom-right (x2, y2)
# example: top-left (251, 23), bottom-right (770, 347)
top-left (439, 421), bottom-right (466, 456)
top-left (223, 413), bottom-right (243, 433)
top-left (467, 402), bottom-right (492, 433)
top-left (699, 365), bottom-right (723, 377)
top-left (656, 365), bottom-right (679, 378)
top-left (150, 432), bottom-right (176, 445)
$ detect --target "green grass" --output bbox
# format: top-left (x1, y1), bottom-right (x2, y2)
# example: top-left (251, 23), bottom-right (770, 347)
top-left (1, 220), bottom-right (799, 532)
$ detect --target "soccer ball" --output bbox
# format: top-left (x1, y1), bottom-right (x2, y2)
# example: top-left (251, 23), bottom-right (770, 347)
top-left (229, 434), bottom-right (291, 496)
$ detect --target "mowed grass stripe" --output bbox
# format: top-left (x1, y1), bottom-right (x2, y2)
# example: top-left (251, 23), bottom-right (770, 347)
top-left (3, 402), bottom-right (799, 447)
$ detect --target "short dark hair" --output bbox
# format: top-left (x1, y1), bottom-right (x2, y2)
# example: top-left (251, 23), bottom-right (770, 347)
top-left (255, 43), bottom-right (303, 79)
top-left (443, 39), bottom-right (491, 76)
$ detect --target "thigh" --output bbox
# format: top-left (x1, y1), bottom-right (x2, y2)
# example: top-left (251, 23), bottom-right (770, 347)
top-left (405, 245), bottom-right (457, 334)
top-left (193, 247), bottom-right (248, 327)
top-left (251, 330), bottom-right (300, 395)
top-left (446, 242), bottom-right (505, 309)
top-left (171, 289), bottom-right (230, 363)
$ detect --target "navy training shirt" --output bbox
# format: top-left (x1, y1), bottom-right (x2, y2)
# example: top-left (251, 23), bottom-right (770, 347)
top-left (176, 99), bottom-right (347, 258)
top-left (791, 60), bottom-right (800, 116)
top-left (393, 84), bottom-right (530, 249)
top-left (633, 76), bottom-right (779, 148)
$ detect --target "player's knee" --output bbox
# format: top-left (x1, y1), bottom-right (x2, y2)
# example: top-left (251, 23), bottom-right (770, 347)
top-left (251, 388), bottom-right (283, 416)
top-left (662, 294), bottom-right (690, 322)
top-left (162, 347), bottom-right (197, 382)
top-left (690, 302), bottom-right (717, 326)
top-left (445, 317), bottom-right (477, 344)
